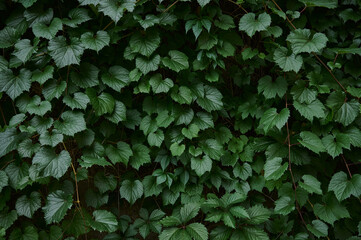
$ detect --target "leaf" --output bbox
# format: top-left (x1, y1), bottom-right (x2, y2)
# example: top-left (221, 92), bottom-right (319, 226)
top-left (70, 63), bottom-right (99, 88)
top-left (334, 100), bottom-right (360, 126)
top-left (147, 129), bottom-right (164, 147)
top-left (63, 92), bottom-right (90, 110)
top-left (322, 133), bottom-right (350, 158)
top-left (246, 205), bottom-right (271, 224)
top-left (130, 144), bottom-right (151, 170)
top-left (99, 0), bottom-right (136, 23)
top-left (197, 0), bottom-right (210, 7)
top-left (0, 128), bottom-right (27, 158)
top-left (186, 223), bottom-right (208, 240)
top-left (32, 18), bottom-right (62, 39)
top-left (299, 175), bottom-right (322, 195)
top-left (43, 190), bottom-right (73, 224)
top-left (62, 8), bottom-right (91, 27)
top-left (15, 191), bottom-right (41, 218)
top-left (149, 74), bottom-right (174, 93)
top-left (294, 99), bottom-right (326, 121)
top-left (54, 111), bottom-right (86, 136)
top-left (120, 180), bottom-right (143, 205)
top-left (39, 130), bottom-right (63, 147)
top-left (298, 0), bottom-right (337, 8)
top-left (328, 172), bottom-right (361, 201)
top-left (79, 155), bottom-right (111, 168)
top-left (0, 170), bottom-right (8, 192)
top-left (313, 194), bottom-right (350, 225)
top-left (106, 141), bottom-right (133, 165)
top-left (238, 13), bottom-right (271, 37)
top-left (0, 27), bottom-right (21, 48)
top-left (86, 88), bottom-right (115, 116)
top-left (91, 210), bottom-right (118, 232)
top-left (274, 196), bottom-right (295, 215)
top-left (162, 50), bottom-right (189, 72)
top-left (182, 123), bottom-right (199, 139)
top-left (32, 65), bottom-right (54, 84)
top-left (81, 30), bottom-right (110, 52)
top-left (0, 69), bottom-right (32, 100)
top-left (196, 85), bottom-right (223, 112)
top-left (9, 226), bottom-right (39, 240)
top-left (273, 46), bottom-right (303, 72)
top-left (48, 36), bottom-right (84, 68)
top-left (299, 131), bottom-right (326, 154)
top-left (286, 29), bottom-right (328, 54)
top-left (307, 220), bottom-right (328, 238)
top-left (191, 155), bottom-right (212, 176)
top-left (257, 76), bottom-right (287, 99)
top-left (26, 97), bottom-right (52, 116)
top-left (105, 100), bottom-right (127, 124)
top-left (33, 147), bottom-right (71, 179)
top-left (13, 39), bottom-right (38, 63)
top-left (0, 210), bottom-right (17, 230)
top-left (259, 108), bottom-right (289, 133)
top-left (170, 142), bottom-right (185, 157)
top-left (136, 55), bottom-right (161, 75)
top-left (101, 65), bottom-right (130, 91)
top-left (129, 30), bottom-right (160, 57)
top-left (159, 228), bottom-right (180, 240)
top-left (264, 157), bottom-right (288, 181)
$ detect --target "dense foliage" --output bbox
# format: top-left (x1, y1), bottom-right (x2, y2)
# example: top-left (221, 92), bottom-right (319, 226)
top-left (1, 0), bottom-right (361, 239)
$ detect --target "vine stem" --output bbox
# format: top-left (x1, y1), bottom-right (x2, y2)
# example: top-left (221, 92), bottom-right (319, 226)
top-left (271, 0), bottom-right (347, 94)
top-left (163, 0), bottom-right (179, 13)
top-left (341, 155), bottom-right (352, 178)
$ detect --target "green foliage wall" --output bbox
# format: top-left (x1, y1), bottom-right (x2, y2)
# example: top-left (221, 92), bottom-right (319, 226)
top-left (0, 0), bottom-right (361, 239)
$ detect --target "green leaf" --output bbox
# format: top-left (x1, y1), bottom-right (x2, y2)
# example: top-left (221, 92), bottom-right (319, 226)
top-left (334, 100), bottom-right (360, 126)
top-left (54, 111), bottom-right (86, 136)
top-left (259, 108), bottom-right (289, 133)
top-left (313, 194), bottom-right (350, 225)
top-left (264, 157), bottom-right (288, 181)
top-left (86, 88), bottom-right (115, 116)
top-left (191, 155), bottom-right (212, 176)
top-left (307, 220), bottom-right (328, 238)
top-left (0, 128), bottom-right (27, 158)
top-left (257, 76), bottom-right (287, 99)
top-left (63, 92), bottom-right (90, 110)
top-left (171, 86), bottom-right (193, 105)
top-left (273, 46), bottom-right (303, 72)
top-left (246, 205), bottom-right (271, 224)
top-left (120, 179), bottom-right (143, 205)
top-left (298, 0), bottom-right (337, 8)
top-left (294, 99), bottom-right (326, 121)
top-left (322, 133), bottom-right (350, 158)
top-left (274, 196), bottom-right (295, 215)
top-left (32, 65), bottom-right (54, 84)
top-left (287, 29), bottom-right (328, 54)
top-left (299, 131), bottom-right (326, 154)
top-left (70, 63), bottom-right (99, 88)
top-left (79, 155), bottom-right (111, 168)
top-left (101, 65), bottom-right (130, 91)
top-left (273, 47), bottom-right (303, 73)
top-left (15, 191), bottom-right (41, 218)
top-left (130, 144), bottom-right (151, 170)
top-left (159, 228), bottom-right (180, 240)
top-left (91, 210), bottom-right (118, 232)
top-left (99, 0), bottom-right (136, 23)
top-left (182, 123), bottom-right (199, 139)
top-left (129, 30), bottom-right (160, 57)
top-left (149, 74), bottom-right (174, 93)
top-left (186, 223), bottom-right (208, 240)
top-left (170, 142), bottom-right (185, 156)
top-left (105, 100), bottom-right (127, 124)
top-left (162, 50), bottom-right (189, 72)
top-left (43, 190), bottom-right (73, 224)
top-left (238, 13), bottom-right (271, 37)
top-left (0, 210), bottom-right (17, 230)
top-left (328, 171), bottom-right (361, 201)
top-left (39, 130), bottom-right (63, 147)
top-left (26, 96), bottom-right (52, 116)
top-left (196, 85), bottom-right (223, 112)
top-left (81, 30), bottom-right (110, 52)
top-left (62, 8), bottom-right (91, 27)
top-left (0, 69), bottom-right (31, 100)
top-left (9, 225), bottom-right (38, 240)
top-left (136, 55), bottom-right (161, 75)
top-left (147, 129), bottom-right (164, 147)
top-left (106, 141), bottom-right (133, 165)
top-left (33, 147), bottom-right (71, 179)
top-left (299, 175), bottom-right (322, 195)
top-left (32, 18), bottom-right (62, 39)
top-left (13, 39), bottom-right (38, 63)
top-left (197, 0), bottom-right (210, 7)
top-left (0, 27), bottom-right (21, 48)
top-left (48, 36), bottom-right (84, 68)
top-left (0, 170), bottom-right (8, 192)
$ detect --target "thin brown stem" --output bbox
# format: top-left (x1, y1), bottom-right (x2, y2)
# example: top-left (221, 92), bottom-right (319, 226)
top-left (102, 21), bottom-right (114, 31)
top-left (341, 155), bottom-right (352, 178)
top-left (163, 0), bottom-right (179, 13)
top-left (0, 104), bottom-right (6, 126)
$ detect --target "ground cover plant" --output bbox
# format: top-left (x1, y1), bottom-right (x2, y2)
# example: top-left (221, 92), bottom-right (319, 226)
top-left (0, 0), bottom-right (361, 239)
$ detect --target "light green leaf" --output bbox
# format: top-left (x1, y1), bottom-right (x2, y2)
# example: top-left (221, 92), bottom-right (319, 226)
top-left (91, 210), bottom-right (118, 232)
top-left (32, 65), bottom-right (54, 84)
top-left (79, 155), bottom-right (111, 168)
top-left (239, 13), bottom-right (271, 37)
top-left (273, 46), bottom-right (303, 72)
top-left (182, 123), bottom-right (199, 139)
top-left (299, 131), bottom-right (326, 154)
top-left (274, 196), bottom-right (295, 215)
top-left (147, 129), bottom-right (164, 147)
top-left (62, 8), bottom-right (91, 27)
top-left (191, 155), bottom-right (212, 176)
top-left (259, 108), bottom-right (289, 133)
top-left (328, 171), bottom-right (361, 201)
top-left (0, 69), bottom-right (31, 100)
top-left (43, 190), bottom-right (73, 224)
top-left (0, 128), bottom-right (27, 158)
top-left (307, 220), bottom-right (328, 238)
top-left (86, 88), bottom-right (115, 116)
top-left (186, 223), bottom-right (208, 240)
top-left (63, 92), bottom-right (90, 110)
top-left (299, 175), bottom-right (322, 195)
top-left (32, 18), bottom-right (62, 39)
top-left (257, 75), bottom-right (287, 99)
top-left (287, 29), bottom-right (328, 54)
top-left (294, 99), bottom-right (325, 121)
top-left (149, 74), bottom-right (174, 93)
top-left (120, 179), bottom-right (143, 204)
top-left (105, 142), bottom-right (133, 165)
top-left (15, 191), bottom-right (41, 218)
top-left (99, 0), bottom-right (136, 23)
top-left (322, 133), bottom-right (350, 158)
top-left (105, 100), bottom-right (126, 124)
top-left (298, 0), bottom-right (337, 8)
top-left (246, 205), bottom-right (271, 224)
top-left (170, 142), bottom-right (185, 156)
top-left (81, 30), bottom-right (110, 52)
top-left (264, 157), bottom-right (288, 181)
top-left (54, 111), bottom-right (86, 136)
top-left (171, 86), bottom-right (193, 105)
top-left (162, 50), bottom-right (189, 72)
top-left (48, 36), bottom-right (84, 68)
top-left (39, 131), bottom-right (63, 147)
top-left (26, 96), bottom-right (51, 116)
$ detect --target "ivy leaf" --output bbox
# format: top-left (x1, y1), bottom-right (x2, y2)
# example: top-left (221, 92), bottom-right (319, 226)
top-left (182, 123), bottom-right (200, 139)
top-left (33, 147), bottom-right (71, 179)
top-left (170, 142), bottom-right (185, 157)
top-left (0, 27), bottom-right (21, 48)
top-left (105, 142), bottom-right (133, 165)
top-left (32, 18), bottom-right (62, 39)
top-left (39, 131), bottom-right (63, 147)
top-left (99, 0), bottom-right (136, 23)
top-left (0, 210), bottom-right (17, 230)
top-left (136, 55), bottom-right (161, 75)
top-left (54, 111), bottom-right (86, 136)
top-left (91, 210), bottom-right (118, 232)
top-left (259, 108), bottom-right (289, 133)
top-left (32, 65), bottom-right (54, 84)
top-left (328, 172), bottom-right (361, 201)
top-left (273, 46), bottom-right (303, 72)
top-left (299, 175), bottom-right (322, 195)
top-left (0, 69), bottom-right (31, 100)
top-left (62, 8), bottom-right (91, 27)
top-left (294, 99), bottom-right (326, 121)
top-left (257, 76), bottom-right (287, 99)
top-left (162, 50), bottom-right (189, 72)
top-left (81, 30), bottom-right (110, 52)
top-left (298, 0), bottom-right (337, 8)
top-left (86, 88), bottom-right (115, 116)
top-left (191, 155), bottom-right (212, 176)
top-left (186, 223), bottom-right (208, 240)
top-left (197, 0), bottom-right (210, 7)
top-left (274, 196), bottom-right (295, 215)
top-left (48, 36), bottom-right (84, 68)
top-left (264, 157), bottom-right (288, 181)
top-left (120, 180), bottom-right (143, 205)
top-left (287, 29), bottom-right (328, 54)
top-left (246, 205), bottom-right (271, 224)
top-left (15, 192), bottom-right (41, 218)
top-left (13, 39), bottom-right (38, 63)
top-left (79, 156), bottom-right (111, 168)
top-left (307, 220), bottom-right (328, 238)
top-left (105, 100), bottom-right (126, 124)
top-left (313, 194), bottom-right (350, 225)
top-left (70, 63), bottom-right (99, 88)
top-left (322, 133), bottom-right (350, 158)
top-left (130, 144), bottom-right (151, 170)
top-left (238, 13), bottom-right (271, 37)
top-left (43, 190), bottom-right (73, 224)
top-left (101, 65), bottom-right (130, 91)
top-left (63, 92), bottom-right (90, 110)
top-left (334, 100), bottom-right (360, 126)
top-left (129, 30), bottom-right (160, 57)
top-left (196, 85), bottom-right (223, 112)
top-left (147, 129), bottom-right (164, 147)
top-left (0, 170), bottom-right (8, 192)
top-left (149, 74), bottom-right (174, 93)
top-left (299, 131), bottom-right (326, 154)
top-left (26, 97), bottom-right (51, 116)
